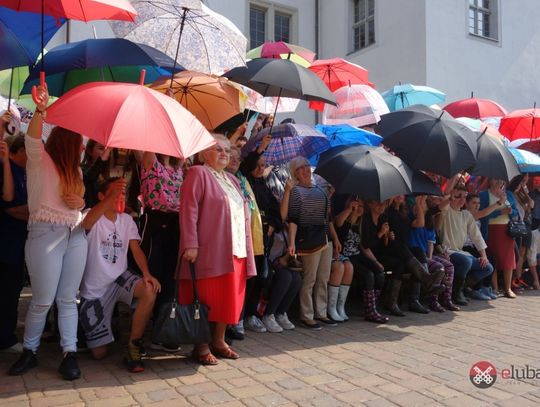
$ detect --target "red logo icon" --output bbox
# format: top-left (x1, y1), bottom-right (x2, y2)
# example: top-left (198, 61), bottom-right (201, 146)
top-left (470, 361), bottom-right (497, 388)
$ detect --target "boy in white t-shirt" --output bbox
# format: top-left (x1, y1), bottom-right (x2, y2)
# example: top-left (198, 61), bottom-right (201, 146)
top-left (79, 178), bottom-right (160, 373)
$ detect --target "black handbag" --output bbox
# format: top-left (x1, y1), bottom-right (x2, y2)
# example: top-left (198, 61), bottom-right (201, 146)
top-left (507, 217), bottom-right (528, 239)
top-left (258, 235), bottom-right (275, 288)
top-left (153, 262), bottom-right (211, 346)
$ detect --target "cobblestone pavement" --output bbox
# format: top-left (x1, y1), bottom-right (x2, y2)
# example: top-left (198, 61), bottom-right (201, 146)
top-left (2, 290), bottom-right (540, 406)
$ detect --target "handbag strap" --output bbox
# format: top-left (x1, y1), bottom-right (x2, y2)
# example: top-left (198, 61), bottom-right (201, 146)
top-left (173, 253), bottom-right (200, 304)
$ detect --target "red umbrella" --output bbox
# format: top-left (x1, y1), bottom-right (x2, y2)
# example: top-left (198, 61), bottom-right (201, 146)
top-left (308, 58), bottom-right (372, 111)
top-left (499, 106), bottom-right (540, 142)
top-left (45, 71), bottom-right (215, 158)
top-left (443, 97), bottom-right (507, 119)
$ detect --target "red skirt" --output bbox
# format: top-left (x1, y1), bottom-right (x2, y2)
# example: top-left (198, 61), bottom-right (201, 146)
top-left (178, 256), bottom-right (247, 324)
top-left (487, 224), bottom-right (516, 270)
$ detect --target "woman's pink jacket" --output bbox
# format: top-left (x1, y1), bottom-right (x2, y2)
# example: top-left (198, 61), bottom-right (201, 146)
top-left (178, 165), bottom-right (257, 280)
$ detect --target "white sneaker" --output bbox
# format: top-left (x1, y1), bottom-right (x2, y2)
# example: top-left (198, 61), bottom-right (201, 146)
top-left (244, 315), bottom-right (267, 333)
top-left (0, 342), bottom-right (23, 353)
top-left (262, 314), bottom-right (283, 333)
top-left (275, 313), bottom-right (295, 330)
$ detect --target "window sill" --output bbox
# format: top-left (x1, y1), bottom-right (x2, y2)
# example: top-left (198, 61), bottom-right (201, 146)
top-left (347, 42), bottom-right (376, 56)
top-left (468, 32), bottom-right (499, 43)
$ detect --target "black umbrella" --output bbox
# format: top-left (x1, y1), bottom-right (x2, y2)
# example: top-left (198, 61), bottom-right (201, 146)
top-left (468, 130), bottom-right (520, 181)
top-left (412, 171), bottom-right (443, 196)
top-left (222, 58), bottom-right (336, 106)
top-left (314, 144), bottom-right (438, 201)
top-left (379, 104), bottom-right (478, 178)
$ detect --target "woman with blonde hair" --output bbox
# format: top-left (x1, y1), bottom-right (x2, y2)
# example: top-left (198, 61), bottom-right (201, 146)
top-left (9, 84), bottom-right (88, 381)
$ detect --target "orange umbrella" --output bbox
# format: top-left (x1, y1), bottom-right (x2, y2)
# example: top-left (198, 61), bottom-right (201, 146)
top-left (150, 71), bottom-right (244, 131)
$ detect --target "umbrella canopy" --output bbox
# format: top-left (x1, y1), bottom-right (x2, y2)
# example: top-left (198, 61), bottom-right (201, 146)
top-left (21, 38), bottom-right (183, 97)
top-left (45, 74), bottom-right (215, 158)
top-left (468, 132), bottom-right (520, 181)
top-left (150, 71), bottom-right (243, 131)
top-left (242, 123), bottom-right (330, 166)
top-left (308, 124), bottom-right (382, 165)
top-left (508, 148), bottom-right (540, 173)
top-left (308, 58), bottom-right (371, 111)
top-left (111, 1), bottom-right (246, 74)
top-left (499, 107), bottom-right (540, 141)
top-left (382, 83), bottom-right (446, 112)
top-left (322, 84), bottom-right (389, 127)
top-left (314, 144), bottom-right (416, 202)
top-left (222, 58), bottom-right (336, 106)
top-left (0, 0), bottom-right (137, 22)
top-left (444, 97), bottom-right (507, 119)
top-left (247, 41), bottom-right (316, 64)
top-left (411, 171), bottom-right (443, 197)
top-left (379, 105), bottom-right (478, 178)
top-left (456, 117), bottom-right (504, 139)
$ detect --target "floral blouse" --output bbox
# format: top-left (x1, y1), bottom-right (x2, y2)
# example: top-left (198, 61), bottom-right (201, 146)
top-left (140, 158), bottom-right (182, 212)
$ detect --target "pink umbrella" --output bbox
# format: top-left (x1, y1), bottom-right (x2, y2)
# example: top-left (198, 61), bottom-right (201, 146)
top-left (45, 71), bottom-right (215, 158)
top-left (322, 84), bottom-right (389, 127)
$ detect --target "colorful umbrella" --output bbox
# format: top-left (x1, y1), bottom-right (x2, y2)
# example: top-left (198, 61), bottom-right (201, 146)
top-left (379, 105), bottom-right (478, 178)
top-left (499, 106), bottom-right (540, 141)
top-left (45, 71), bottom-right (215, 158)
top-left (381, 83), bottom-right (446, 112)
top-left (150, 71), bottom-right (243, 131)
top-left (241, 123), bottom-right (330, 166)
top-left (322, 84), bottom-right (389, 127)
top-left (443, 97), bottom-right (507, 119)
top-left (247, 41), bottom-right (316, 65)
top-left (111, 1), bottom-right (246, 74)
top-left (508, 148), bottom-right (540, 173)
top-left (21, 38), bottom-right (182, 97)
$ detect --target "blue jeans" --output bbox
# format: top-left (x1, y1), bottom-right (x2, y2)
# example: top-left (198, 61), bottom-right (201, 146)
top-left (23, 223), bottom-right (87, 352)
top-left (450, 252), bottom-right (494, 282)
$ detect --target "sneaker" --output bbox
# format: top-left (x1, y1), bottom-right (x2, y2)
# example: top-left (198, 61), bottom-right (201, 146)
top-left (262, 314), bottom-right (283, 333)
top-left (0, 342), bottom-right (23, 353)
top-left (300, 320), bottom-right (322, 331)
top-left (150, 342), bottom-right (181, 353)
top-left (244, 315), bottom-right (267, 333)
top-left (315, 317), bottom-right (338, 327)
top-left (468, 289), bottom-right (491, 300)
top-left (275, 313), bottom-right (295, 330)
top-left (58, 352), bottom-right (81, 380)
top-left (8, 348), bottom-right (37, 376)
top-left (125, 340), bottom-right (145, 373)
top-left (480, 287), bottom-right (498, 300)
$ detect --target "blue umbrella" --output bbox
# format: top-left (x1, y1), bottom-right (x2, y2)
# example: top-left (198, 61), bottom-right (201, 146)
top-left (381, 83), bottom-right (446, 112)
top-left (508, 148), bottom-right (540, 173)
top-left (21, 38), bottom-right (184, 96)
top-left (242, 123), bottom-right (330, 166)
top-left (308, 124), bottom-right (382, 165)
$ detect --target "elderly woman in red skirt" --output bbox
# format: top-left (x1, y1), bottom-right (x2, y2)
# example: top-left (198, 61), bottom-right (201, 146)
top-left (179, 135), bottom-right (256, 365)
top-left (479, 178), bottom-right (519, 298)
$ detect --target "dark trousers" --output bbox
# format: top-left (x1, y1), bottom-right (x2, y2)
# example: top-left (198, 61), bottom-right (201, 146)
top-left (349, 254), bottom-right (385, 290)
top-left (265, 265), bottom-right (302, 315)
top-left (139, 210), bottom-right (180, 317)
top-left (245, 255), bottom-right (266, 317)
top-left (0, 262), bottom-right (25, 349)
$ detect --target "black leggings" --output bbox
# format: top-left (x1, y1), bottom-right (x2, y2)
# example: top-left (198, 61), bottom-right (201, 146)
top-left (374, 240), bottom-right (415, 281)
top-left (265, 265), bottom-right (302, 315)
top-left (349, 254), bottom-right (385, 290)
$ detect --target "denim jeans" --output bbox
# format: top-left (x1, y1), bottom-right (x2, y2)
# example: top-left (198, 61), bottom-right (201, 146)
top-left (23, 223), bottom-right (87, 352)
top-left (450, 252), bottom-right (494, 282)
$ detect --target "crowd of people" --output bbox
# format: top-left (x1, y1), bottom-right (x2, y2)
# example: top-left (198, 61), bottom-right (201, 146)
top-left (1, 84), bottom-right (539, 381)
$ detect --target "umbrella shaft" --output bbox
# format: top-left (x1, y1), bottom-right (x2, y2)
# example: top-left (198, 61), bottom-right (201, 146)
top-left (170, 7), bottom-right (189, 87)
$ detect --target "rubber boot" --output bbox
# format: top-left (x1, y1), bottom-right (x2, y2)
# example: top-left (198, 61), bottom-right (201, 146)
top-left (406, 257), bottom-right (444, 294)
top-left (409, 282), bottom-right (430, 313)
top-left (364, 290), bottom-right (389, 323)
top-left (452, 277), bottom-right (469, 306)
top-left (327, 285), bottom-right (344, 322)
top-left (385, 280), bottom-right (405, 316)
top-left (336, 285), bottom-right (350, 321)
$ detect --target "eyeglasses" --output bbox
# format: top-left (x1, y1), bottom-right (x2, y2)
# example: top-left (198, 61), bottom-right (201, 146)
top-left (213, 146), bottom-right (231, 154)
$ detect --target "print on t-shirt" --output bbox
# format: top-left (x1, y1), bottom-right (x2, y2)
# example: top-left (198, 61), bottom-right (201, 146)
top-left (100, 231), bottom-right (124, 264)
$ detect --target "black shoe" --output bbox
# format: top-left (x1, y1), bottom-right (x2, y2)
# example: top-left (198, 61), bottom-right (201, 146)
top-left (315, 317), bottom-right (338, 327)
top-left (409, 299), bottom-right (430, 314)
top-left (388, 304), bottom-right (406, 317)
top-left (125, 340), bottom-right (145, 373)
top-left (300, 320), bottom-right (322, 330)
top-left (225, 326), bottom-right (245, 341)
top-left (8, 348), bottom-right (37, 376)
top-left (58, 352), bottom-right (81, 380)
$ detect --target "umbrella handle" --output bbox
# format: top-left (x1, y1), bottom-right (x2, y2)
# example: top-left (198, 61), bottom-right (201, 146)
top-left (31, 72), bottom-right (46, 106)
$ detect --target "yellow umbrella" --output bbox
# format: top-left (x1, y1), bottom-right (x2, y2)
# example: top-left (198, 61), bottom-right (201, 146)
top-left (150, 71), bottom-right (245, 131)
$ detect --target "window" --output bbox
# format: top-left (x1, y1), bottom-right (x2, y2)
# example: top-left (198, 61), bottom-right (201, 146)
top-left (250, 6), bottom-right (266, 49)
top-left (468, 0), bottom-right (498, 41)
top-left (352, 0), bottom-right (375, 51)
top-left (249, 3), bottom-right (296, 48)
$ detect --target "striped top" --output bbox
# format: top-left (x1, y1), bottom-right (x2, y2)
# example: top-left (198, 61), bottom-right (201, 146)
top-left (287, 184), bottom-right (329, 227)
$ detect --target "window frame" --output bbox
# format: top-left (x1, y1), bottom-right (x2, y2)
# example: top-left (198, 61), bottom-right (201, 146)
top-left (468, 0), bottom-right (499, 42)
top-left (351, 0), bottom-right (376, 52)
top-left (248, 2), bottom-right (297, 48)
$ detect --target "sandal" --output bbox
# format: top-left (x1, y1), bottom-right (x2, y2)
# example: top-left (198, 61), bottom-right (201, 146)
top-left (504, 290), bottom-right (517, 299)
top-left (210, 345), bottom-right (239, 360)
top-left (191, 350), bottom-right (218, 366)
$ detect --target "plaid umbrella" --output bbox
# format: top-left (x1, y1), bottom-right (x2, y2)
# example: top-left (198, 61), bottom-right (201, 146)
top-left (242, 123), bottom-right (330, 166)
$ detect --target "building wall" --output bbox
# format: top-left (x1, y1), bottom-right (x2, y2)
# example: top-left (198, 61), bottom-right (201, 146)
top-left (425, 0), bottom-right (540, 111)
